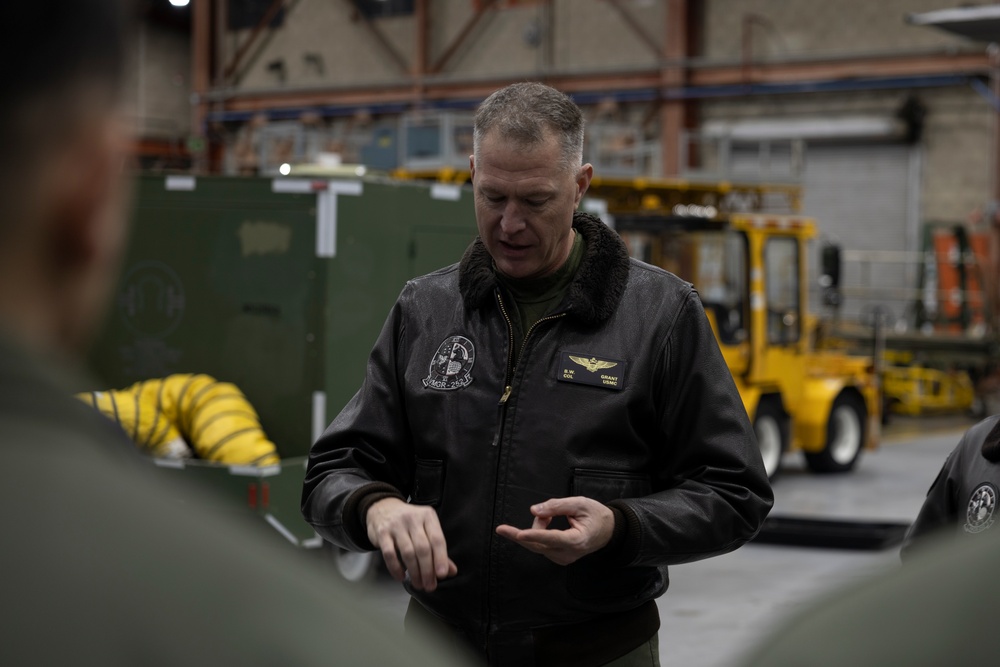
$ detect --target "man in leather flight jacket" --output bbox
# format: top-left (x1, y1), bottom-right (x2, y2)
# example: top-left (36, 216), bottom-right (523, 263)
top-left (302, 82), bottom-right (773, 667)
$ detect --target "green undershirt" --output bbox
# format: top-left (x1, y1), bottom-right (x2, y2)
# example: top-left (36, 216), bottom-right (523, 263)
top-left (496, 230), bottom-right (586, 367)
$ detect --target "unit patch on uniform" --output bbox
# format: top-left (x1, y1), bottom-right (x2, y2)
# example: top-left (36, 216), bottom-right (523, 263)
top-left (556, 351), bottom-right (625, 390)
top-left (965, 482), bottom-right (998, 534)
top-left (423, 335), bottom-right (476, 390)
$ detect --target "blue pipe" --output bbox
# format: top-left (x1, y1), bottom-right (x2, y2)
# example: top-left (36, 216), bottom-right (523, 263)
top-left (969, 76), bottom-right (1000, 113)
top-left (665, 74), bottom-right (975, 99)
top-left (205, 73), bottom-right (984, 123)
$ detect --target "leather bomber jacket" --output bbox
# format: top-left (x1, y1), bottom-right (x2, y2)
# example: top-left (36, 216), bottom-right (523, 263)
top-left (302, 212), bottom-right (773, 661)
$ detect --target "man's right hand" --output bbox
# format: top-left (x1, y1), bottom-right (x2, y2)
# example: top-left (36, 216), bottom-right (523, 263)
top-left (366, 497), bottom-right (457, 592)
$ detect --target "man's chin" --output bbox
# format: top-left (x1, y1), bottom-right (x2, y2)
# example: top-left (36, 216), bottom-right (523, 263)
top-left (495, 261), bottom-right (536, 280)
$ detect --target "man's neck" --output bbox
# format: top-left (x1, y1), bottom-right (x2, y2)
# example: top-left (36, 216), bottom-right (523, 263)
top-left (496, 230), bottom-right (585, 365)
top-left (498, 230), bottom-right (579, 299)
top-left (0, 264), bottom-right (75, 364)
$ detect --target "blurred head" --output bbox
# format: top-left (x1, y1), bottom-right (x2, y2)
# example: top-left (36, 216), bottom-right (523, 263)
top-left (470, 83), bottom-right (593, 279)
top-left (0, 0), bottom-right (130, 359)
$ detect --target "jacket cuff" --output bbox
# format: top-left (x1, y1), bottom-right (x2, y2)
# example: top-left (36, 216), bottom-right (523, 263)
top-left (602, 500), bottom-right (642, 566)
top-left (343, 482), bottom-right (405, 550)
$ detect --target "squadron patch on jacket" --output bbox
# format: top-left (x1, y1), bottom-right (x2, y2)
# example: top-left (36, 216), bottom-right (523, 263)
top-left (965, 482), bottom-right (998, 534)
top-left (423, 336), bottom-right (476, 390)
top-left (557, 351), bottom-right (625, 390)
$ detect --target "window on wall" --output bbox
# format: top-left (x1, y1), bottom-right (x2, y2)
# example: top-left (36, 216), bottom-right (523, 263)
top-left (354, 0), bottom-right (415, 18)
top-left (764, 237), bottom-right (800, 345)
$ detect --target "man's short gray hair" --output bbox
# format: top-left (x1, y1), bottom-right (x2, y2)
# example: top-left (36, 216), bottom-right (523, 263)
top-left (473, 82), bottom-right (585, 171)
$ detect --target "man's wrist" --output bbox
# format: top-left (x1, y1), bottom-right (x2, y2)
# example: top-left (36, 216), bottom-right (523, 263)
top-left (602, 505), bottom-right (627, 553)
top-left (343, 482), bottom-right (405, 549)
top-left (359, 491), bottom-right (405, 523)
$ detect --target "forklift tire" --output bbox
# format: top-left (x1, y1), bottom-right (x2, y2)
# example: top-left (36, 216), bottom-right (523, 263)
top-left (754, 400), bottom-right (788, 481)
top-left (805, 392), bottom-right (866, 474)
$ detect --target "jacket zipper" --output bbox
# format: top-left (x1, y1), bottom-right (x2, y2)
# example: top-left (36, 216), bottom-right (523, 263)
top-left (485, 289), bottom-right (566, 656)
top-left (492, 293), bottom-right (516, 448)
top-left (494, 292), bottom-right (567, 435)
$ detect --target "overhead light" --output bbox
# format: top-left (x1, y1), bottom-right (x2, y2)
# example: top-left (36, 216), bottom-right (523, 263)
top-left (168, 0), bottom-right (190, 6)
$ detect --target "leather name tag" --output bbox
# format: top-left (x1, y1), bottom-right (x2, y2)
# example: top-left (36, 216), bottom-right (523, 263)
top-left (556, 351), bottom-right (625, 390)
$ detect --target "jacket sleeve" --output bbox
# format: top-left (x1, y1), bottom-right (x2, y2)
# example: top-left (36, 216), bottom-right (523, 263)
top-left (610, 289), bottom-right (773, 567)
top-left (899, 456), bottom-right (958, 560)
top-left (301, 288), bottom-right (414, 552)
top-left (901, 416), bottom-right (1000, 559)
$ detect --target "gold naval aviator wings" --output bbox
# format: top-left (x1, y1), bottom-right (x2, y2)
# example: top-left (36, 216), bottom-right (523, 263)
top-left (569, 356), bottom-right (619, 373)
top-left (558, 351), bottom-right (626, 390)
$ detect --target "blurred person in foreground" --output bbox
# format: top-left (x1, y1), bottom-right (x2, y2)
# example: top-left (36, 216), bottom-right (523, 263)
top-left (900, 414), bottom-right (1000, 558)
top-left (302, 82), bottom-right (773, 666)
top-left (741, 417), bottom-right (1000, 666)
top-left (740, 528), bottom-right (1000, 666)
top-left (0, 1), bottom-right (466, 665)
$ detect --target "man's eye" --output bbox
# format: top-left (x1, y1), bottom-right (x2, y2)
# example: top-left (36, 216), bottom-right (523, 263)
top-left (526, 199), bottom-right (546, 207)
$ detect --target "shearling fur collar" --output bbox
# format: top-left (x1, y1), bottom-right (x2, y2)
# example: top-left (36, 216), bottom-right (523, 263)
top-left (458, 211), bottom-right (630, 324)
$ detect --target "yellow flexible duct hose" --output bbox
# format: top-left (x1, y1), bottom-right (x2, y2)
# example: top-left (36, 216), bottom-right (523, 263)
top-left (78, 374), bottom-right (280, 466)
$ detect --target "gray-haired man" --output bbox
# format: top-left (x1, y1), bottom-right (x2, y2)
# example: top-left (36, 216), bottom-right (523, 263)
top-left (304, 82), bottom-right (772, 666)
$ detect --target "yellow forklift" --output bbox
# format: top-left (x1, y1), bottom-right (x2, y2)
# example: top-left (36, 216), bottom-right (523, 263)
top-left (616, 210), bottom-right (881, 480)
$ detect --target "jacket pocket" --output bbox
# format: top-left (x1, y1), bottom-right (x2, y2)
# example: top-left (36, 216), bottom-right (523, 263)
top-left (570, 468), bottom-right (651, 501)
top-left (411, 458), bottom-right (445, 507)
top-left (568, 468), bottom-right (657, 602)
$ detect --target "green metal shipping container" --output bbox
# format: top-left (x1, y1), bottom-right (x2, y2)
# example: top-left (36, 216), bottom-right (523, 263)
top-left (88, 173), bottom-right (477, 549)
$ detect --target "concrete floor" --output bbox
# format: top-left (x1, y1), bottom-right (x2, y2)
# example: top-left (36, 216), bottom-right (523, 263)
top-left (364, 414), bottom-right (980, 666)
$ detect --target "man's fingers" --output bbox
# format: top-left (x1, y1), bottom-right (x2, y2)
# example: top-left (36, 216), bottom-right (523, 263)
top-left (424, 514), bottom-right (453, 580)
top-left (495, 524), bottom-right (520, 541)
top-left (379, 538), bottom-right (406, 582)
top-left (512, 528), bottom-right (578, 549)
top-left (495, 526), bottom-right (581, 564)
top-left (394, 533), bottom-right (426, 588)
top-left (497, 497), bottom-right (613, 566)
top-left (366, 501), bottom-right (456, 591)
top-left (496, 525), bottom-right (574, 549)
top-left (532, 497), bottom-right (587, 518)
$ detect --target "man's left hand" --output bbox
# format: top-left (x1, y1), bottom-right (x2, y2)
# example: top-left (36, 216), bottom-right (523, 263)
top-left (495, 496), bottom-right (615, 565)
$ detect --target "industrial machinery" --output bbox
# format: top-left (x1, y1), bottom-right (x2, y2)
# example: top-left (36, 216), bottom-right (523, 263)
top-left (880, 351), bottom-right (976, 417)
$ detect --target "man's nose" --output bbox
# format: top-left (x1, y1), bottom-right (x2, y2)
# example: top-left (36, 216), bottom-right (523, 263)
top-left (500, 201), bottom-right (526, 234)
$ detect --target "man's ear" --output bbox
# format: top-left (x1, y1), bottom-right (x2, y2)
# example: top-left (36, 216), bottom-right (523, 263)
top-left (44, 118), bottom-right (124, 274)
top-left (469, 153), bottom-right (476, 181)
top-left (574, 163), bottom-right (594, 206)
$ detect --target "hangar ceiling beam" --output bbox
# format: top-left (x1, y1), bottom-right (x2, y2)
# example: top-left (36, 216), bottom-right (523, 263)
top-left (203, 50), bottom-right (990, 114)
top-left (430, 0), bottom-right (499, 75)
top-left (605, 0), bottom-right (663, 58)
top-left (341, 0), bottom-right (410, 75)
top-left (222, 0), bottom-right (287, 83)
